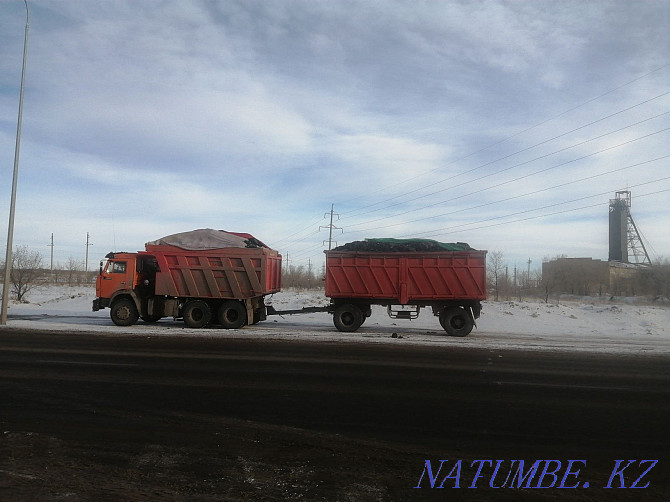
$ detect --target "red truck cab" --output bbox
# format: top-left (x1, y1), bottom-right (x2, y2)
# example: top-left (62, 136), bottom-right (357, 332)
top-left (93, 252), bottom-right (159, 325)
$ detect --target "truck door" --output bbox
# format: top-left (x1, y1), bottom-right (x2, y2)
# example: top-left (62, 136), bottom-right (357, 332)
top-left (99, 258), bottom-right (134, 298)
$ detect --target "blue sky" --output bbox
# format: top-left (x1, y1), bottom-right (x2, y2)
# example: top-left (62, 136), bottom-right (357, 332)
top-left (1, 0), bottom-right (668, 272)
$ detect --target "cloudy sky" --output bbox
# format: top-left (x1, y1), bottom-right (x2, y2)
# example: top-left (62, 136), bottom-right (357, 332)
top-left (1, 0), bottom-right (669, 273)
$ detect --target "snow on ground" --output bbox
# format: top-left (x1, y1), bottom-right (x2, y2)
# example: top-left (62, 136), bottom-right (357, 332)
top-left (3, 285), bottom-right (670, 354)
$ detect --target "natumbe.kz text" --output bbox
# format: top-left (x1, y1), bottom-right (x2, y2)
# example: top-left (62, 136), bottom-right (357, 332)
top-left (415, 459), bottom-right (658, 489)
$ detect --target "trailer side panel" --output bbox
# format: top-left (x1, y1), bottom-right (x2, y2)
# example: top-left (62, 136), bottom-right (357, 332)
top-left (325, 250), bottom-right (486, 304)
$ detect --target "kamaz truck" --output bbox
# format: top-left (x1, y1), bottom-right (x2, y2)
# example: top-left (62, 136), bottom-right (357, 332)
top-left (92, 229), bottom-right (282, 328)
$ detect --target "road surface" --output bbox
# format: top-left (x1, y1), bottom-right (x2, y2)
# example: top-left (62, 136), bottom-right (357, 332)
top-left (1, 328), bottom-right (668, 501)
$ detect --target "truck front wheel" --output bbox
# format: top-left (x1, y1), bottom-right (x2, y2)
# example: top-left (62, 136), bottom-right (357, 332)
top-left (439, 306), bottom-right (473, 337)
top-left (183, 300), bottom-right (212, 328)
top-left (110, 298), bottom-right (139, 327)
top-left (333, 304), bottom-right (364, 332)
top-left (218, 300), bottom-right (246, 329)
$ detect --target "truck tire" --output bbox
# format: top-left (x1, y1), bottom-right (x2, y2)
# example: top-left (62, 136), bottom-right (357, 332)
top-left (439, 306), bottom-right (473, 337)
top-left (252, 309), bottom-right (264, 325)
top-left (333, 304), bottom-right (364, 332)
top-left (140, 299), bottom-right (162, 323)
top-left (110, 298), bottom-right (139, 327)
top-left (183, 300), bottom-right (212, 328)
top-left (218, 300), bottom-right (246, 329)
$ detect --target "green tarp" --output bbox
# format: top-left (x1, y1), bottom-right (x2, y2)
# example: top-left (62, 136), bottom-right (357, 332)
top-left (332, 238), bottom-right (474, 253)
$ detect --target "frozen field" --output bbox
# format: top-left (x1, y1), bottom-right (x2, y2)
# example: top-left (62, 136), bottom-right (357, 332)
top-left (3, 285), bottom-right (670, 354)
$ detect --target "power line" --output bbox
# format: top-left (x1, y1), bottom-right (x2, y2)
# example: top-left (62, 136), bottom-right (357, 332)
top-left (272, 217), bottom-right (325, 247)
top-left (337, 66), bottom-right (670, 216)
top-left (346, 111), bottom-right (670, 222)
top-left (404, 185), bottom-right (670, 240)
top-left (337, 156), bottom-right (670, 235)
top-left (343, 125), bottom-right (670, 230)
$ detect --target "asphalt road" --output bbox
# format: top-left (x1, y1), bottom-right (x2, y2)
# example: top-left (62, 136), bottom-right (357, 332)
top-left (1, 328), bottom-right (668, 501)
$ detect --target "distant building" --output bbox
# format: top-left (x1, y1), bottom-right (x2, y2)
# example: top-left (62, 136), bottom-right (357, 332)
top-left (542, 258), bottom-right (640, 297)
top-left (541, 191), bottom-right (659, 298)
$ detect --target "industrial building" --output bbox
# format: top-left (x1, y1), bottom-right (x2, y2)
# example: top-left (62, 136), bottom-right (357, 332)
top-left (542, 191), bottom-right (652, 297)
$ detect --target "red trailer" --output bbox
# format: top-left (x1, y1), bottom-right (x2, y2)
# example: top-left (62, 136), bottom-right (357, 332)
top-left (323, 240), bottom-right (487, 336)
top-left (93, 229), bottom-right (282, 328)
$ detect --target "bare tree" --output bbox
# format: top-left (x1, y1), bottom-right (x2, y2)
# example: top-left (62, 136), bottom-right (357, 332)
top-left (66, 256), bottom-right (84, 286)
top-left (9, 245), bottom-right (47, 302)
top-left (283, 264), bottom-right (321, 290)
top-left (487, 251), bottom-right (505, 301)
top-left (637, 258), bottom-right (670, 299)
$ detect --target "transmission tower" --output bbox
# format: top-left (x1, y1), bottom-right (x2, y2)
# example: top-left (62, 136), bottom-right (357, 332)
top-left (319, 204), bottom-right (342, 250)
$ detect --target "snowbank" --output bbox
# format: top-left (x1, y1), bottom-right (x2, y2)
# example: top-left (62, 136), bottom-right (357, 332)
top-left (3, 285), bottom-right (670, 354)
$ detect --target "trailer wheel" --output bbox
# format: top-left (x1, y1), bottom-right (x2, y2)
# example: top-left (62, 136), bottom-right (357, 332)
top-left (183, 300), bottom-right (212, 328)
top-left (218, 300), bottom-right (246, 329)
top-left (110, 298), bottom-right (139, 327)
top-left (333, 304), bottom-right (364, 332)
top-left (439, 306), bottom-right (473, 337)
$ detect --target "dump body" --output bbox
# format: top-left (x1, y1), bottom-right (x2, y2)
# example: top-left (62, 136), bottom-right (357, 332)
top-left (146, 244), bottom-right (282, 299)
top-left (325, 250), bottom-right (487, 304)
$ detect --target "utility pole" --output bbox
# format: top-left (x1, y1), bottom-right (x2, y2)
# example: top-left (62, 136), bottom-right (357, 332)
top-left (307, 258), bottom-right (312, 289)
top-left (48, 233), bottom-right (54, 271)
top-left (514, 264), bottom-right (518, 300)
top-left (1, 0), bottom-right (30, 326)
top-left (526, 257), bottom-right (532, 287)
top-left (85, 232), bottom-right (93, 271)
top-left (284, 252), bottom-right (291, 287)
top-left (514, 263), bottom-right (517, 291)
top-left (319, 203), bottom-right (342, 250)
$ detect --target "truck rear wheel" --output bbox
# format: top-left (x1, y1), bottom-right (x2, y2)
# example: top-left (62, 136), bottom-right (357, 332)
top-left (218, 300), bottom-right (246, 329)
top-left (183, 300), bottom-right (212, 328)
top-left (439, 306), bottom-right (473, 337)
top-left (110, 298), bottom-right (139, 327)
top-left (333, 304), bottom-right (364, 332)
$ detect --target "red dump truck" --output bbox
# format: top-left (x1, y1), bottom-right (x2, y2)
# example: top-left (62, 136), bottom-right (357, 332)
top-left (94, 232), bottom-right (486, 336)
top-left (322, 239), bottom-right (487, 336)
top-left (93, 229), bottom-right (282, 328)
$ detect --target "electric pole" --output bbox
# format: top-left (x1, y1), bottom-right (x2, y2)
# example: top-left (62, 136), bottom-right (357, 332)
top-left (319, 203), bottom-right (342, 250)
top-left (85, 232), bottom-right (92, 271)
top-left (48, 233), bottom-right (54, 271)
top-left (307, 258), bottom-right (312, 289)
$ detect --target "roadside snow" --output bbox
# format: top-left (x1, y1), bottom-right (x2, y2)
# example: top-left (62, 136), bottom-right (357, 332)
top-left (3, 285), bottom-right (670, 354)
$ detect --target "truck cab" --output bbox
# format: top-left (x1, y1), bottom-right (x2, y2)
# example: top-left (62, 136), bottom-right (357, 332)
top-left (96, 253), bottom-right (136, 298)
top-left (93, 252), bottom-right (159, 325)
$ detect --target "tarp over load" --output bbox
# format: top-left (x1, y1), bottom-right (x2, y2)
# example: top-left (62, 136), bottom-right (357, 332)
top-left (145, 228), bottom-right (270, 250)
top-left (331, 238), bottom-right (474, 253)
